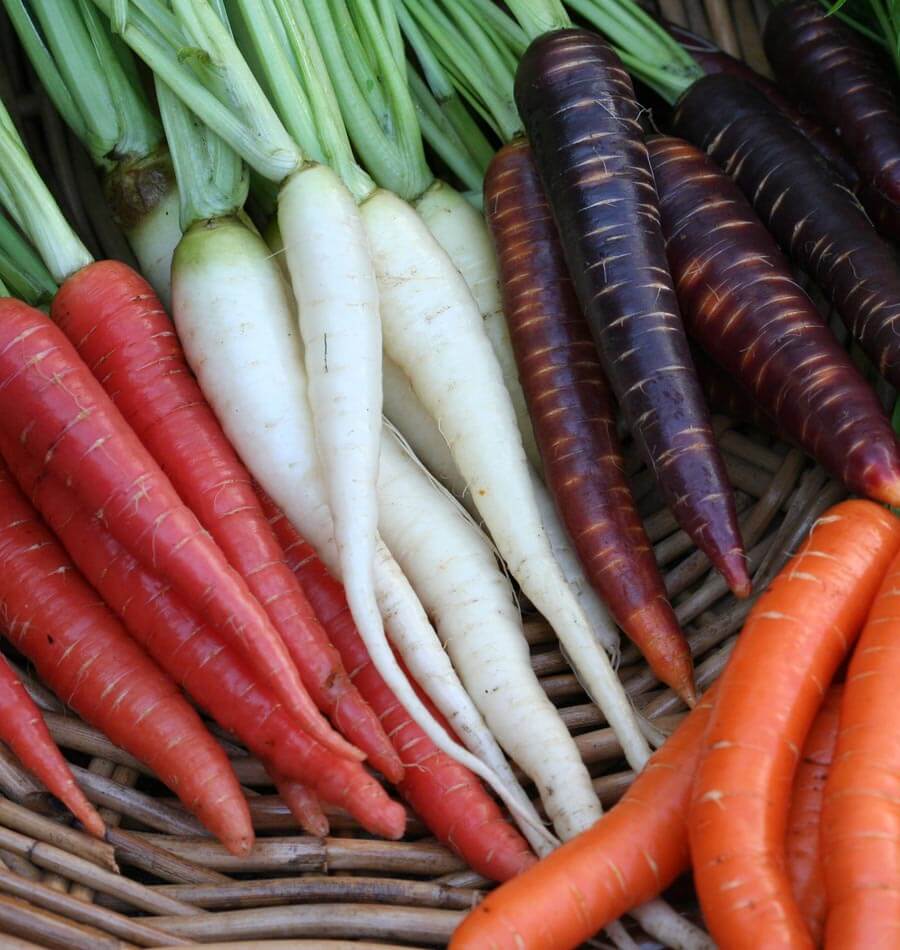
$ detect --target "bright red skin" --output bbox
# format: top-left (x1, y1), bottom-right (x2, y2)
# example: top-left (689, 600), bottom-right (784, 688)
top-left (0, 455), bottom-right (252, 854)
top-left (0, 653), bottom-right (104, 837)
top-left (263, 495), bottom-right (537, 883)
top-left (764, 1), bottom-right (900, 242)
top-left (673, 74), bottom-right (900, 393)
top-left (51, 260), bottom-right (398, 776)
top-left (648, 135), bottom-right (900, 506)
top-left (515, 29), bottom-right (748, 597)
top-left (0, 433), bottom-right (404, 840)
top-left (484, 140), bottom-right (695, 705)
top-left (0, 297), bottom-right (335, 755)
top-left (663, 19), bottom-right (859, 189)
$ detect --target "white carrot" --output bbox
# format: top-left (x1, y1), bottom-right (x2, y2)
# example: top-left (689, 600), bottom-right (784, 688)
top-left (362, 191), bottom-right (649, 769)
top-left (171, 214), bottom-right (553, 846)
top-left (378, 427), bottom-right (601, 839)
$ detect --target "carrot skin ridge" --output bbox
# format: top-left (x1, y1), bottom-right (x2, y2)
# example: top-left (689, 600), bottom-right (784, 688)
top-left (648, 135), bottom-right (900, 505)
top-left (0, 454), bottom-right (253, 854)
top-left (786, 683), bottom-right (842, 947)
top-left (689, 499), bottom-right (900, 950)
top-left (672, 74), bottom-right (900, 397)
top-left (449, 685), bottom-right (717, 950)
top-left (663, 19), bottom-right (860, 189)
top-left (263, 495), bottom-right (536, 882)
top-left (0, 434), bottom-right (403, 840)
top-left (822, 546), bottom-right (900, 947)
top-left (764, 0), bottom-right (900, 241)
top-left (0, 652), bottom-right (104, 837)
top-left (50, 260), bottom-right (395, 770)
top-left (484, 140), bottom-right (695, 704)
top-left (514, 29), bottom-right (748, 598)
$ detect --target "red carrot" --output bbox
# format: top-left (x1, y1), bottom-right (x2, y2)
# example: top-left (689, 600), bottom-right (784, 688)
top-left (0, 434), bottom-right (404, 841)
top-left (0, 653), bottom-right (104, 837)
top-left (264, 495), bottom-right (536, 883)
top-left (514, 28), bottom-right (748, 597)
top-left (50, 261), bottom-right (397, 774)
top-left (648, 134), bottom-right (900, 505)
top-left (0, 456), bottom-right (253, 854)
top-left (690, 500), bottom-right (900, 949)
top-left (764, 0), bottom-right (900, 241)
top-left (0, 297), bottom-right (344, 758)
top-left (450, 686), bottom-right (716, 950)
top-left (822, 546), bottom-right (900, 947)
top-left (270, 771), bottom-right (330, 838)
top-left (484, 139), bottom-right (694, 704)
top-left (787, 684), bottom-right (842, 947)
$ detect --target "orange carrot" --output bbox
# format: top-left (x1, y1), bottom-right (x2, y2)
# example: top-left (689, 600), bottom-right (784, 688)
top-left (450, 688), bottom-right (716, 949)
top-left (0, 653), bottom-right (104, 837)
top-left (822, 547), bottom-right (900, 947)
top-left (690, 500), bottom-right (900, 949)
top-left (786, 684), bottom-right (842, 947)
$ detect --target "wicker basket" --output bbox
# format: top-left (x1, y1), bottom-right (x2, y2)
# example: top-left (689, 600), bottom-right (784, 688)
top-left (0, 2), bottom-right (861, 947)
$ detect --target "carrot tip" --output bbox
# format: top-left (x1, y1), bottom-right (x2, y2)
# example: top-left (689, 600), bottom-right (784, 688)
top-left (224, 834), bottom-right (255, 857)
top-left (862, 472), bottom-right (900, 509)
top-left (719, 554), bottom-right (752, 599)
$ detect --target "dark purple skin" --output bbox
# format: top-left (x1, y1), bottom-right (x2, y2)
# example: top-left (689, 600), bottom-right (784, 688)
top-left (764, 0), bottom-right (900, 242)
top-left (514, 28), bottom-right (749, 597)
top-left (663, 20), bottom-right (859, 189)
top-left (672, 73), bottom-right (900, 390)
top-left (691, 346), bottom-right (777, 436)
top-left (649, 135), bottom-right (900, 506)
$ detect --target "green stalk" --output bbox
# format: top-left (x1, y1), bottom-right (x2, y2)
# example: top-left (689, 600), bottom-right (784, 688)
top-left (0, 99), bottom-right (93, 283)
top-left (3, 0), bottom-right (161, 165)
top-left (92, 0), bottom-right (302, 183)
top-left (302, 0), bottom-right (432, 200)
top-left (455, 0), bottom-right (528, 56)
top-left (0, 215), bottom-right (58, 305)
top-left (502, 0), bottom-right (570, 40)
top-left (155, 77), bottom-right (248, 229)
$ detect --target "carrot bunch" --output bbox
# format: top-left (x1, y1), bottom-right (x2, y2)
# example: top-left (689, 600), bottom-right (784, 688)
top-left (451, 500), bottom-right (900, 949)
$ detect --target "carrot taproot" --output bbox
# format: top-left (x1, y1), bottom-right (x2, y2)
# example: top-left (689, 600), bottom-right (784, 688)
top-left (0, 432), bottom-right (404, 840)
top-left (663, 19), bottom-right (859, 189)
top-left (263, 494), bottom-right (536, 883)
top-left (514, 28), bottom-right (748, 597)
top-left (270, 772), bottom-right (330, 838)
top-left (787, 683), bottom-right (842, 947)
top-left (821, 546), bottom-right (900, 947)
top-left (449, 686), bottom-right (716, 950)
top-left (483, 139), bottom-right (694, 704)
top-left (764, 0), bottom-right (900, 242)
top-left (647, 134), bottom-right (900, 505)
top-left (0, 652), bottom-right (104, 837)
top-left (0, 455), bottom-right (253, 854)
top-left (0, 296), bottom-right (346, 759)
top-left (691, 346), bottom-right (776, 435)
top-left (690, 499), bottom-right (900, 949)
top-left (671, 74), bottom-right (900, 393)
top-left (50, 260), bottom-right (397, 775)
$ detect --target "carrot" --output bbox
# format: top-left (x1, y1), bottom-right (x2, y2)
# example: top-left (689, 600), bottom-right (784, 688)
top-left (483, 139), bottom-right (694, 704)
top-left (764, 0), bottom-right (900, 242)
top-left (50, 260), bottom-right (397, 774)
top-left (450, 686), bottom-right (716, 950)
top-left (691, 347), bottom-right (777, 435)
top-left (0, 433), bottom-right (404, 840)
top-left (515, 28), bottom-right (748, 597)
top-left (264, 495), bottom-right (536, 883)
top-left (0, 455), bottom-right (253, 854)
top-left (787, 684), bottom-right (842, 947)
top-left (690, 499), bottom-right (900, 949)
top-left (672, 74), bottom-right (900, 393)
top-left (0, 652), bottom-right (104, 837)
top-left (0, 297), bottom-right (346, 759)
top-left (647, 135), bottom-right (900, 505)
top-left (821, 545), bottom-right (900, 947)
top-left (662, 19), bottom-right (859, 189)
top-left (270, 772), bottom-right (330, 838)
